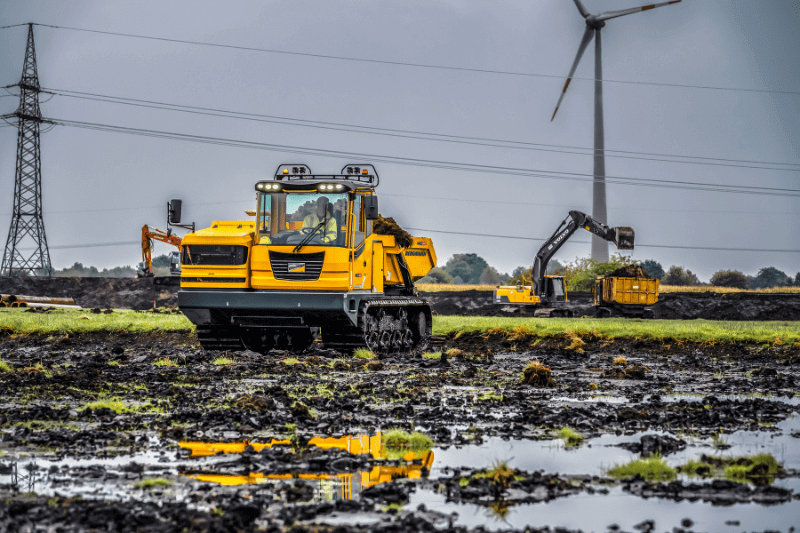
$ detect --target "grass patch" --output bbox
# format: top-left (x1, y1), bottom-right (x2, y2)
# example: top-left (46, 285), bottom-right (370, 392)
top-left (382, 429), bottom-right (434, 452)
top-left (0, 360), bottom-right (12, 373)
top-left (678, 453), bottom-right (782, 485)
top-left (283, 357), bottom-right (299, 365)
top-left (353, 348), bottom-right (374, 359)
top-left (0, 308), bottom-right (192, 335)
top-left (433, 316), bottom-right (800, 344)
top-left (422, 352), bottom-right (442, 360)
top-left (556, 427), bottom-right (584, 446)
top-left (153, 357), bottom-right (177, 367)
top-left (475, 460), bottom-right (516, 488)
top-left (134, 478), bottom-right (173, 489)
top-left (607, 454), bottom-right (677, 481)
top-left (213, 357), bottom-right (236, 366)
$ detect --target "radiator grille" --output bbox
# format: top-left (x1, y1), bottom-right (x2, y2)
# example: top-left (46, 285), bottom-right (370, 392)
top-left (269, 251), bottom-right (324, 281)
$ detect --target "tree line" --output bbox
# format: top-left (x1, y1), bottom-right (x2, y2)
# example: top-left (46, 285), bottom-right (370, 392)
top-left (418, 253), bottom-right (800, 291)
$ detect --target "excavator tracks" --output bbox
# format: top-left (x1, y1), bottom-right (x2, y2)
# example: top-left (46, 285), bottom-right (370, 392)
top-left (358, 298), bottom-right (432, 357)
top-left (196, 327), bottom-right (245, 352)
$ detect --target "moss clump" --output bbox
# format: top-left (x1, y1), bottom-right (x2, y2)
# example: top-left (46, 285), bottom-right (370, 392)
top-left (353, 348), bottom-right (374, 359)
top-left (290, 401), bottom-right (314, 419)
top-left (332, 360), bottom-right (348, 371)
top-left (557, 427), bottom-right (584, 446)
top-left (607, 454), bottom-right (677, 481)
top-left (565, 330), bottom-right (586, 352)
top-left (213, 357), bottom-right (236, 365)
top-left (422, 352), bottom-right (441, 360)
top-left (521, 360), bottom-right (554, 387)
top-left (134, 478), bottom-right (173, 489)
top-left (446, 348), bottom-right (465, 359)
top-left (613, 356), bottom-right (628, 367)
top-left (0, 360), bottom-right (12, 373)
top-left (83, 400), bottom-right (127, 413)
top-left (382, 429), bottom-right (433, 452)
top-left (365, 361), bottom-right (384, 371)
top-left (153, 357), bottom-right (177, 367)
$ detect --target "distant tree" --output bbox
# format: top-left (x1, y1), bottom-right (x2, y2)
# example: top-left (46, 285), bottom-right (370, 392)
top-left (451, 276), bottom-right (465, 285)
top-left (443, 254), bottom-right (489, 285)
top-left (418, 267), bottom-right (453, 285)
top-left (639, 260), bottom-right (665, 280)
top-left (547, 259), bottom-right (564, 275)
top-left (749, 267), bottom-right (789, 289)
top-left (710, 270), bottom-right (748, 289)
top-left (507, 266), bottom-right (531, 285)
top-left (663, 266), bottom-right (701, 286)
top-left (794, 272), bottom-right (800, 287)
top-left (54, 262), bottom-right (135, 278)
top-left (479, 266), bottom-right (503, 285)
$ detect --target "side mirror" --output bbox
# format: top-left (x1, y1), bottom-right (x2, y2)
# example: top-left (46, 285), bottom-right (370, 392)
top-left (169, 199), bottom-right (182, 224)
top-left (364, 195), bottom-right (379, 220)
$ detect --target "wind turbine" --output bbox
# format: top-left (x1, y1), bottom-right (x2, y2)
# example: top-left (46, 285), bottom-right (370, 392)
top-left (551, 0), bottom-right (682, 262)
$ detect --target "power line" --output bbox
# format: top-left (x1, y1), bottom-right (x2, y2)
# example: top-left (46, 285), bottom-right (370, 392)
top-left (26, 230), bottom-right (799, 254)
top-left (51, 117), bottom-right (800, 198)
top-left (23, 23), bottom-right (800, 96)
top-left (43, 87), bottom-right (800, 172)
top-left (405, 227), bottom-right (800, 253)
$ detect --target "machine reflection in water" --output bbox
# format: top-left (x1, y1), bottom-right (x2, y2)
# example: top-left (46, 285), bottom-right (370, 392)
top-left (179, 432), bottom-right (433, 501)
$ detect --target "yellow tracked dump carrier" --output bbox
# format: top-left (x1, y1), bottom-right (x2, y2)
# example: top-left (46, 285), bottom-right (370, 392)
top-left (177, 164), bottom-right (436, 355)
top-left (594, 276), bottom-right (658, 318)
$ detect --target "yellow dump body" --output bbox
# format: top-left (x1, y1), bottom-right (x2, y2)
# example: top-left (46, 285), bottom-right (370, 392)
top-left (595, 277), bottom-right (659, 306)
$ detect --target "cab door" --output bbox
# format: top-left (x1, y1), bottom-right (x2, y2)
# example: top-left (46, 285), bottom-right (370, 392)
top-left (350, 194), bottom-right (370, 290)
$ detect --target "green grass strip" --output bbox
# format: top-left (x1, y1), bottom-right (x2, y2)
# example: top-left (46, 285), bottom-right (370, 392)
top-left (433, 316), bottom-right (800, 344)
top-left (3, 308), bottom-right (799, 345)
top-left (0, 308), bottom-right (193, 335)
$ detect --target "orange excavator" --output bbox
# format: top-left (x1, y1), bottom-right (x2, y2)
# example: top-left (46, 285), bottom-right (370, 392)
top-left (137, 225), bottom-right (182, 278)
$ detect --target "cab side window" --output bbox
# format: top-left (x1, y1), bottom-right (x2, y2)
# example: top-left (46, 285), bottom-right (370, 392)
top-left (352, 195), bottom-right (365, 248)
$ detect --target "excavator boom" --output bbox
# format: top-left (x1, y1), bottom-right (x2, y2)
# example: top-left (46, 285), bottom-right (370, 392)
top-left (139, 224), bottom-right (183, 277)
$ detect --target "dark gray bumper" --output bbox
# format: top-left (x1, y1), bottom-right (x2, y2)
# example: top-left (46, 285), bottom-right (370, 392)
top-left (178, 289), bottom-right (378, 327)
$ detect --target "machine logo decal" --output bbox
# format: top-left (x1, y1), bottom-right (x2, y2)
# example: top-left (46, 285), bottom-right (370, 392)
top-left (288, 262), bottom-right (306, 273)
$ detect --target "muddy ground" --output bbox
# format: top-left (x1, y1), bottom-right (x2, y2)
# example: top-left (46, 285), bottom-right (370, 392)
top-left (1, 328), bottom-right (799, 532)
top-left (3, 276), bottom-right (799, 320)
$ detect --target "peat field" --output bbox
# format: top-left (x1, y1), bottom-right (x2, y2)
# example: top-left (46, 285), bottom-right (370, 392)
top-left (1, 328), bottom-right (799, 532)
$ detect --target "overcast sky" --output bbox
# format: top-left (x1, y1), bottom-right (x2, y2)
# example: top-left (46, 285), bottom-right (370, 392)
top-left (1, 0), bottom-right (798, 280)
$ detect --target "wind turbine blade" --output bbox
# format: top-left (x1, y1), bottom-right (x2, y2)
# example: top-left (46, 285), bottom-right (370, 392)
top-left (596, 0), bottom-right (681, 22)
top-left (551, 26), bottom-right (595, 122)
top-left (572, 0), bottom-right (591, 18)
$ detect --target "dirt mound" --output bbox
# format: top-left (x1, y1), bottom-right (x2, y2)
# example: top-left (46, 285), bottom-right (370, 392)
top-left (606, 265), bottom-right (652, 279)
top-left (0, 276), bottom-right (178, 310)
top-left (374, 215), bottom-right (413, 248)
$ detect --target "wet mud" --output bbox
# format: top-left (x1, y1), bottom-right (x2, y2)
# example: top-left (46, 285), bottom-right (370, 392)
top-left (1, 329), bottom-right (799, 531)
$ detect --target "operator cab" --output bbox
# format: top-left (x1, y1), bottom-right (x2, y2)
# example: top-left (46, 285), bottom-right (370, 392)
top-left (542, 276), bottom-right (567, 302)
top-left (254, 164), bottom-right (380, 249)
top-left (169, 251), bottom-right (181, 277)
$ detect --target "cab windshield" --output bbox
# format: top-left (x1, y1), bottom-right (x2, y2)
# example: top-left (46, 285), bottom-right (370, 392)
top-left (257, 192), bottom-right (348, 247)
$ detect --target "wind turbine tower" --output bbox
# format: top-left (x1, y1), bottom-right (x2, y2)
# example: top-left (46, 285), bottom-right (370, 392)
top-left (551, 0), bottom-right (682, 262)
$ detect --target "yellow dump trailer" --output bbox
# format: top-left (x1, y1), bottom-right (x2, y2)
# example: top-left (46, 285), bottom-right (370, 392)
top-left (593, 277), bottom-right (658, 317)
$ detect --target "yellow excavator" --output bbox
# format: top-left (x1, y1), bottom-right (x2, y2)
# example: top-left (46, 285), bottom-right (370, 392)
top-left (176, 164), bottom-right (437, 355)
top-left (494, 210), bottom-right (636, 317)
top-left (136, 225), bottom-right (182, 278)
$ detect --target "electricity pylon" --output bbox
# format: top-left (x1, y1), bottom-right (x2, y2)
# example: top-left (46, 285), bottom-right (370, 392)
top-left (2, 24), bottom-right (53, 276)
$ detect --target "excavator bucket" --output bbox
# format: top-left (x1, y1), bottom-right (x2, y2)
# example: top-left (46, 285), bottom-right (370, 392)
top-left (614, 227), bottom-right (635, 250)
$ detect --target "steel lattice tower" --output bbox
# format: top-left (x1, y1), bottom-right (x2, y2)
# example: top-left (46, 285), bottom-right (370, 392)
top-left (1, 24), bottom-right (53, 276)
